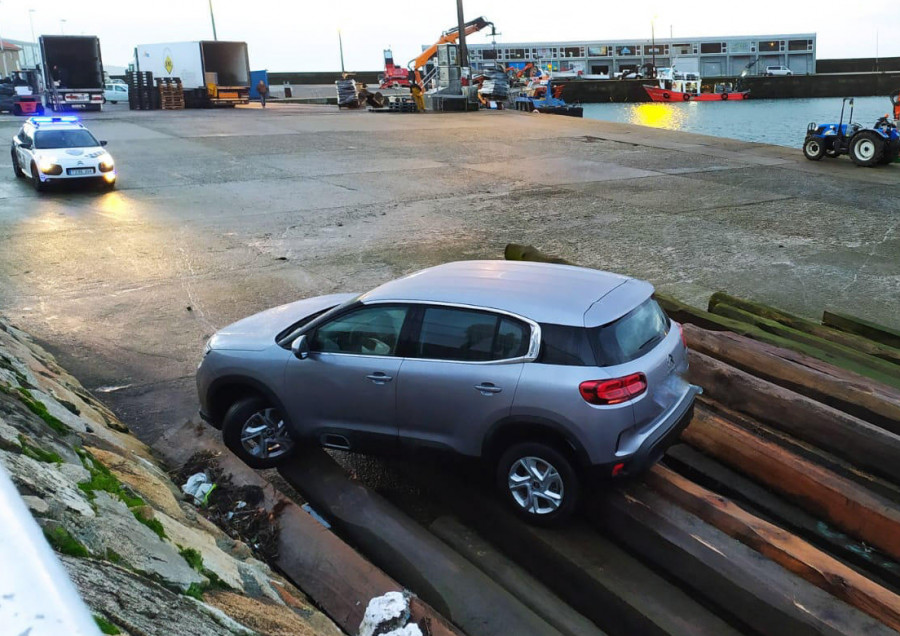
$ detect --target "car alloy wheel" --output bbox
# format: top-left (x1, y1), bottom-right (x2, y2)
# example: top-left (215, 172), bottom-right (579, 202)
top-left (222, 397), bottom-right (296, 469)
top-left (508, 456), bottom-right (564, 515)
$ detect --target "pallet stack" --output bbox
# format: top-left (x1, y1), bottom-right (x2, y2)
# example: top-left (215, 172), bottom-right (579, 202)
top-left (126, 71), bottom-right (159, 110)
top-left (387, 95), bottom-right (417, 112)
top-left (335, 78), bottom-right (358, 108)
top-left (156, 77), bottom-right (185, 110)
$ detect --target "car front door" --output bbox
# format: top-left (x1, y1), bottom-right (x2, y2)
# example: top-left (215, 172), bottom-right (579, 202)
top-left (396, 305), bottom-right (531, 457)
top-left (282, 303), bottom-right (410, 451)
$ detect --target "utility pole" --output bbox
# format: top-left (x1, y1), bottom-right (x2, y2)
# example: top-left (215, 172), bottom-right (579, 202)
top-left (651, 18), bottom-right (656, 73)
top-left (28, 8), bottom-right (37, 68)
top-left (208, 0), bottom-right (217, 41)
top-left (455, 0), bottom-right (467, 68)
top-left (338, 29), bottom-right (345, 73)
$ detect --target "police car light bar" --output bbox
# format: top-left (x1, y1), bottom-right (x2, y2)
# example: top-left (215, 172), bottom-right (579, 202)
top-left (29, 116), bottom-right (81, 125)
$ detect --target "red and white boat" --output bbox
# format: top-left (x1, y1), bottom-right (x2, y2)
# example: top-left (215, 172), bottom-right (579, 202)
top-left (643, 67), bottom-right (749, 102)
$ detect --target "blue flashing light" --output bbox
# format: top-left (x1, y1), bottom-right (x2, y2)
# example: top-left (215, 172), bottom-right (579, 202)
top-left (28, 116), bottom-right (81, 126)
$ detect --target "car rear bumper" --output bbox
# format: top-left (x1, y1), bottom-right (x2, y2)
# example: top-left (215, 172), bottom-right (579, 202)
top-left (586, 383), bottom-right (700, 479)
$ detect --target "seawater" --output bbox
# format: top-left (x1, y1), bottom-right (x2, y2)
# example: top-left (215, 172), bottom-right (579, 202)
top-left (581, 97), bottom-right (893, 148)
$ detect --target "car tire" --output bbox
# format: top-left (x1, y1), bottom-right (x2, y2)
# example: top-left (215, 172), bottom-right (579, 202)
top-left (849, 131), bottom-right (884, 167)
top-left (30, 162), bottom-right (47, 192)
top-left (222, 397), bottom-right (296, 469)
top-left (497, 442), bottom-right (579, 526)
top-left (803, 136), bottom-right (825, 161)
top-left (11, 148), bottom-right (24, 178)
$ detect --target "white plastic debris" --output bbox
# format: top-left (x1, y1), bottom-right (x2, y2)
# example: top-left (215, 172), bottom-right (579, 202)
top-left (359, 591), bottom-right (418, 636)
top-left (182, 472), bottom-right (216, 506)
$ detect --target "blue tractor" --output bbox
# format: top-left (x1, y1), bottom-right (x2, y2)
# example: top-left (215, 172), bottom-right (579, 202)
top-left (803, 96), bottom-right (900, 167)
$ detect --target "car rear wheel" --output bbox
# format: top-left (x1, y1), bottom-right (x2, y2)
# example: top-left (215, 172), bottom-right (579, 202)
top-left (222, 397), bottom-right (296, 469)
top-left (849, 131), bottom-right (884, 167)
top-left (497, 442), bottom-right (579, 526)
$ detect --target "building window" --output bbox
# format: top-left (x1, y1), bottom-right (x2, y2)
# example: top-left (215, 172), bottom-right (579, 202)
top-left (616, 45), bottom-right (638, 56)
top-left (730, 41), bottom-right (751, 53)
top-left (759, 40), bottom-right (780, 52)
top-left (588, 45), bottom-right (610, 56)
top-left (482, 49), bottom-right (497, 60)
top-left (789, 39), bottom-right (811, 51)
top-left (700, 42), bottom-right (723, 54)
top-left (507, 48), bottom-right (526, 60)
top-left (644, 45), bottom-right (668, 55)
top-left (562, 46), bottom-right (583, 58)
top-left (671, 43), bottom-right (693, 55)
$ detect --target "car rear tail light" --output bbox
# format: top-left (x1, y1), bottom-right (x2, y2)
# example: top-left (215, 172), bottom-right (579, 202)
top-left (579, 373), bottom-right (647, 405)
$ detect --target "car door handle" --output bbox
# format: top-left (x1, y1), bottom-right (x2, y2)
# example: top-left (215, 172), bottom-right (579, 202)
top-left (475, 383), bottom-right (502, 395)
top-left (366, 372), bottom-right (393, 384)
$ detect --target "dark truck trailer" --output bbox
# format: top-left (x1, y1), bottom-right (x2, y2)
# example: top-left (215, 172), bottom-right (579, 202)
top-left (135, 41), bottom-right (250, 107)
top-left (40, 35), bottom-right (104, 111)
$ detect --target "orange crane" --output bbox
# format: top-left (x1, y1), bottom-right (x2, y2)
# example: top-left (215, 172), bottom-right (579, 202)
top-left (407, 17), bottom-right (495, 87)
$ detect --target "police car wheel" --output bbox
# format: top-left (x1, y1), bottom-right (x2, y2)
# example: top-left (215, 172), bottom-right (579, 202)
top-left (11, 149), bottom-right (24, 179)
top-left (30, 163), bottom-right (47, 192)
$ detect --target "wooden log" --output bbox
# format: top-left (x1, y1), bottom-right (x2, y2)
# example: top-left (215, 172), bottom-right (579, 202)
top-left (682, 405), bottom-right (900, 564)
top-left (683, 324), bottom-right (900, 434)
top-left (709, 303), bottom-right (900, 389)
top-left (279, 448), bottom-right (565, 636)
top-left (592, 485), bottom-right (895, 636)
top-left (709, 292), bottom-right (900, 366)
top-left (276, 504), bottom-right (462, 636)
top-left (823, 310), bottom-right (900, 350)
top-left (646, 464), bottom-right (900, 630)
top-left (429, 516), bottom-right (606, 636)
top-left (654, 293), bottom-right (740, 332)
top-left (687, 350), bottom-right (900, 482)
top-left (504, 243), bottom-right (573, 264)
top-left (411, 462), bottom-right (739, 636)
top-left (664, 443), bottom-right (900, 590)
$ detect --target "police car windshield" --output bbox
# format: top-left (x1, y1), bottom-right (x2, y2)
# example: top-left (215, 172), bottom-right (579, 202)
top-left (34, 129), bottom-right (99, 149)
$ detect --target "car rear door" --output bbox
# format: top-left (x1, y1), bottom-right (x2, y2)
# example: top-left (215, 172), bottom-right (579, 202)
top-left (282, 303), bottom-right (410, 451)
top-left (396, 305), bottom-right (530, 456)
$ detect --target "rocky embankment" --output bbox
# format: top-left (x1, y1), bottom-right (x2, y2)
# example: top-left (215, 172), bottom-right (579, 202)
top-left (0, 317), bottom-right (342, 636)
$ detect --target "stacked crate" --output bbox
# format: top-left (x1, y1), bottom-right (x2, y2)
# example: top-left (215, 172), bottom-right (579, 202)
top-left (387, 96), bottom-right (418, 112)
top-left (127, 71), bottom-right (158, 110)
top-left (156, 77), bottom-right (185, 110)
top-left (335, 78), bottom-right (358, 108)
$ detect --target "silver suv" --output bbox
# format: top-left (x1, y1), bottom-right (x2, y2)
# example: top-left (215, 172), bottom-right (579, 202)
top-left (197, 261), bottom-right (700, 524)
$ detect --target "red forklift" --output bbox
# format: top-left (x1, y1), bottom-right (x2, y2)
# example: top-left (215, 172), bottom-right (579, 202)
top-left (0, 69), bottom-right (44, 115)
top-left (378, 49), bottom-right (410, 89)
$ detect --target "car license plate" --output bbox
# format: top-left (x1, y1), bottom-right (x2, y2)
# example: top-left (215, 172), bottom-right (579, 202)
top-left (68, 168), bottom-right (95, 176)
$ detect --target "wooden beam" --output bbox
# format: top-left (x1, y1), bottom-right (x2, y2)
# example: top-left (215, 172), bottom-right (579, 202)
top-left (687, 350), bottom-right (900, 483)
top-left (592, 486), bottom-right (895, 636)
top-left (504, 243), bottom-right (573, 264)
top-left (708, 292), bottom-right (900, 366)
top-left (709, 303), bottom-right (900, 389)
top-left (646, 464), bottom-right (900, 631)
top-left (682, 405), bottom-right (900, 564)
top-left (279, 447), bottom-right (565, 636)
top-left (823, 310), bottom-right (900, 350)
top-left (683, 324), bottom-right (900, 435)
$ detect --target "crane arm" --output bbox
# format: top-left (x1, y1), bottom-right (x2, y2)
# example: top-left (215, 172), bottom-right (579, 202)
top-left (408, 16), bottom-right (494, 85)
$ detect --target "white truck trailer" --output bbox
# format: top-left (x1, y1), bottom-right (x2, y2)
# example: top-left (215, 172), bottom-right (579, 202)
top-left (39, 35), bottom-right (104, 111)
top-left (134, 41), bottom-right (250, 107)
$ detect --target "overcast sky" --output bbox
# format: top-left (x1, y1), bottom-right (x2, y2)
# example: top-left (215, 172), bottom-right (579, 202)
top-left (1, 0), bottom-right (897, 71)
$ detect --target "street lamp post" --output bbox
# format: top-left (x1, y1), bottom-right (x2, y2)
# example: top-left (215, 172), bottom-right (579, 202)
top-left (59, 18), bottom-right (65, 35)
top-left (337, 29), bottom-right (345, 74)
top-left (208, 0), bottom-right (217, 41)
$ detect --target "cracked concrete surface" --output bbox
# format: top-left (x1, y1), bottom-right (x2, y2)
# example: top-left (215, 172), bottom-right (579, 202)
top-left (0, 103), bottom-right (897, 446)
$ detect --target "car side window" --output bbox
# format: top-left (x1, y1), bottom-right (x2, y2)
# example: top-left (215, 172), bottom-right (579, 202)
top-left (414, 306), bottom-right (529, 362)
top-left (310, 305), bottom-right (407, 356)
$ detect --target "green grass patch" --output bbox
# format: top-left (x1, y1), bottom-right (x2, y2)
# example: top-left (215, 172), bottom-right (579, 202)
top-left (44, 526), bottom-right (89, 558)
top-left (178, 546), bottom-right (204, 571)
top-left (133, 511), bottom-right (167, 541)
top-left (183, 582), bottom-right (205, 601)
top-left (16, 387), bottom-right (68, 435)
top-left (104, 548), bottom-right (123, 564)
top-left (18, 435), bottom-right (63, 464)
top-left (93, 615), bottom-right (121, 635)
top-left (76, 449), bottom-right (145, 509)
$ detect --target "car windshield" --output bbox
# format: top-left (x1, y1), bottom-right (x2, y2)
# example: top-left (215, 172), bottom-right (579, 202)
top-left (589, 298), bottom-right (670, 366)
top-left (34, 129), bottom-right (99, 149)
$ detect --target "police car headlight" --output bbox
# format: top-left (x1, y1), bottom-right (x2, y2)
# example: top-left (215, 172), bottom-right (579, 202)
top-left (99, 158), bottom-right (115, 173)
top-left (38, 157), bottom-right (63, 175)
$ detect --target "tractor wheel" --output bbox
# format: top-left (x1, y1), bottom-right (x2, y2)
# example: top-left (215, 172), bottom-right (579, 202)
top-left (803, 136), bottom-right (825, 161)
top-left (849, 131), bottom-right (884, 167)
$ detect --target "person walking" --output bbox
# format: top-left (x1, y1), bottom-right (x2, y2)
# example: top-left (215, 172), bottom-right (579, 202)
top-left (257, 79), bottom-right (268, 108)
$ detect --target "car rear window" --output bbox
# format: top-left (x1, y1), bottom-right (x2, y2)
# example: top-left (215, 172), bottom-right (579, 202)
top-left (537, 324), bottom-right (595, 366)
top-left (589, 298), bottom-right (670, 366)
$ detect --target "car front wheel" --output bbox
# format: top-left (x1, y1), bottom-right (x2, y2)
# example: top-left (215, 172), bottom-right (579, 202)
top-left (222, 397), bottom-right (296, 469)
top-left (30, 162), bottom-right (47, 192)
top-left (497, 442), bottom-right (579, 526)
top-left (11, 148), bottom-right (24, 178)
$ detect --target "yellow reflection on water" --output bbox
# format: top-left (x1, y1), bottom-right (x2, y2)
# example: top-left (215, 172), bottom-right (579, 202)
top-left (626, 102), bottom-right (688, 131)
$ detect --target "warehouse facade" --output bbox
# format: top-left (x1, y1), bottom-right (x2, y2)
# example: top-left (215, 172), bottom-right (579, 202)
top-left (468, 33), bottom-right (817, 77)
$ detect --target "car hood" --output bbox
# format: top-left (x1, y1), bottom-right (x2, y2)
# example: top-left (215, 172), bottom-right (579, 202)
top-left (208, 293), bottom-right (356, 351)
top-left (34, 146), bottom-right (109, 163)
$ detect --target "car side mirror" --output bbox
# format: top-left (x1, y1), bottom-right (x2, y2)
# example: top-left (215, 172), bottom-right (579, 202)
top-left (100, 140), bottom-right (108, 146)
top-left (20, 140), bottom-right (32, 149)
top-left (291, 334), bottom-right (310, 360)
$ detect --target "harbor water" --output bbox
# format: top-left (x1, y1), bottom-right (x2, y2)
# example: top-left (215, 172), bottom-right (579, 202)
top-left (582, 97), bottom-right (893, 148)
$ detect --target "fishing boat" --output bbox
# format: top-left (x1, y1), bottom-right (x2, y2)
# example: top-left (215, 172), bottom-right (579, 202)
top-left (511, 79), bottom-right (583, 117)
top-left (643, 67), bottom-right (749, 102)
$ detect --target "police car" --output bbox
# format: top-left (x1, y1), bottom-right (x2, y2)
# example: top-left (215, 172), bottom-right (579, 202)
top-left (10, 116), bottom-right (116, 192)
